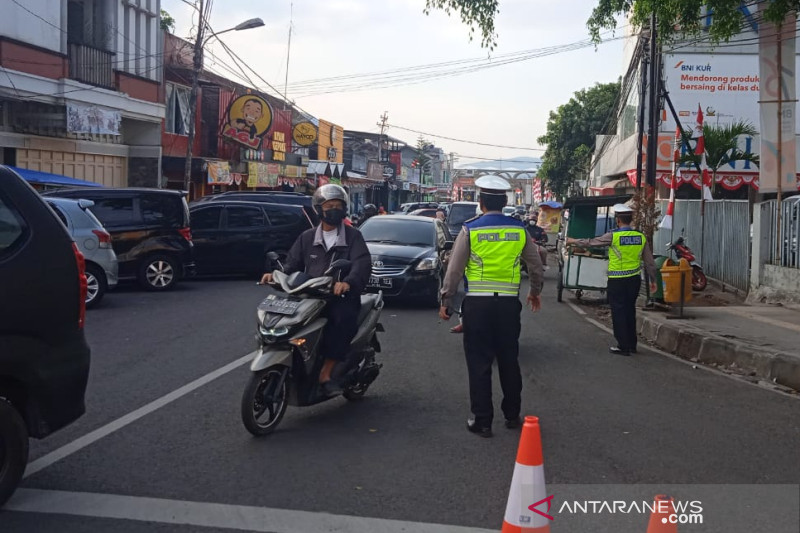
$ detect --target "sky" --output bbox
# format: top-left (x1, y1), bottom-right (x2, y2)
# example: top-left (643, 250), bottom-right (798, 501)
top-left (162, 0), bottom-right (627, 166)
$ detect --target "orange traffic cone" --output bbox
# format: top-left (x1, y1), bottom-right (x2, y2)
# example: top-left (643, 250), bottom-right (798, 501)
top-left (646, 495), bottom-right (678, 533)
top-left (501, 416), bottom-right (551, 533)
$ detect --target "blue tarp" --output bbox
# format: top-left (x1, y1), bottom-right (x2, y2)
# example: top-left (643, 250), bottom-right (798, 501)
top-left (9, 166), bottom-right (104, 188)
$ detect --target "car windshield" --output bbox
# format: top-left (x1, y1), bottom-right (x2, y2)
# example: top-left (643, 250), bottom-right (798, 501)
top-left (448, 204), bottom-right (478, 225)
top-left (361, 218), bottom-right (434, 246)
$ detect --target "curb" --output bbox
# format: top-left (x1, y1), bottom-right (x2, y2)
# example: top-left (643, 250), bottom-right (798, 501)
top-left (635, 314), bottom-right (800, 391)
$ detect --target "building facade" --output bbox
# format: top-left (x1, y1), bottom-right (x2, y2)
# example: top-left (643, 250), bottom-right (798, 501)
top-left (0, 0), bottom-right (164, 187)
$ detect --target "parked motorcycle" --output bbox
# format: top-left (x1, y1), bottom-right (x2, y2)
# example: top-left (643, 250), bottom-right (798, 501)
top-left (666, 236), bottom-right (708, 291)
top-left (240, 255), bottom-right (385, 436)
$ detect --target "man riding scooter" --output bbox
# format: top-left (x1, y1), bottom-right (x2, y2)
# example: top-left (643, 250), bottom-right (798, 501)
top-left (260, 184), bottom-right (372, 395)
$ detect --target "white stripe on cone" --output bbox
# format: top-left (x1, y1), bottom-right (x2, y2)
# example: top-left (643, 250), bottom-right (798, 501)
top-left (503, 463), bottom-right (549, 529)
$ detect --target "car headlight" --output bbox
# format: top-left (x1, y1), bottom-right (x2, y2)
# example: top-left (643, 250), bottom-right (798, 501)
top-left (415, 257), bottom-right (438, 271)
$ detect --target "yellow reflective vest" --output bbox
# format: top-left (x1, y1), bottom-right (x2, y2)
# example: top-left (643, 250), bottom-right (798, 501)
top-left (608, 229), bottom-right (646, 278)
top-left (464, 217), bottom-right (527, 295)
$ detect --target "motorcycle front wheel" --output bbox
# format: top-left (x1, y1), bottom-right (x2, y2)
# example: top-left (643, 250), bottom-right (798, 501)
top-left (691, 266), bottom-right (708, 292)
top-left (241, 366), bottom-right (288, 436)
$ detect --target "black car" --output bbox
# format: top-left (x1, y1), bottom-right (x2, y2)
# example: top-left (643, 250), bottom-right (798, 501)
top-left (0, 167), bottom-right (91, 506)
top-left (198, 191), bottom-right (319, 225)
top-left (359, 215), bottom-right (453, 306)
top-left (190, 200), bottom-right (313, 276)
top-left (45, 188), bottom-right (195, 290)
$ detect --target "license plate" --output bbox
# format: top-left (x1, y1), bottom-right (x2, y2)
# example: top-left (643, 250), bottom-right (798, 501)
top-left (368, 276), bottom-right (392, 289)
top-left (261, 296), bottom-right (301, 315)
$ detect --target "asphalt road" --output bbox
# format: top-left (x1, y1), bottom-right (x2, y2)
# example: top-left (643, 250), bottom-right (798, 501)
top-left (2, 269), bottom-right (798, 532)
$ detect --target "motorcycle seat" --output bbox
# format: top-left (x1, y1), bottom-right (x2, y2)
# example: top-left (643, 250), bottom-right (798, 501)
top-left (358, 293), bottom-right (382, 324)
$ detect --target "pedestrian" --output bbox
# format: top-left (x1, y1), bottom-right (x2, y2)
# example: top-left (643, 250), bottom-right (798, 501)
top-left (439, 175), bottom-right (544, 438)
top-left (378, 205), bottom-right (387, 215)
top-left (566, 203), bottom-right (657, 356)
top-left (435, 208), bottom-right (446, 221)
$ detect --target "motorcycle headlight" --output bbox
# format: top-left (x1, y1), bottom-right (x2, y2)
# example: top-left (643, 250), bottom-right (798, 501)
top-left (259, 325), bottom-right (290, 338)
top-left (415, 257), bottom-right (438, 271)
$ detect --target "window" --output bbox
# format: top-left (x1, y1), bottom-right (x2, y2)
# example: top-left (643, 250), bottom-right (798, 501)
top-left (226, 206), bottom-right (264, 229)
top-left (191, 206), bottom-right (222, 231)
top-left (141, 194), bottom-right (182, 228)
top-left (47, 202), bottom-right (70, 227)
top-left (360, 218), bottom-right (435, 246)
top-left (90, 197), bottom-right (136, 228)
top-left (264, 205), bottom-right (302, 227)
top-left (0, 194), bottom-right (25, 255)
top-left (165, 83), bottom-right (191, 135)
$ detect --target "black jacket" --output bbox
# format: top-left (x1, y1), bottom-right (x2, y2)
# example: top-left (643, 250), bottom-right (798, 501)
top-left (283, 223), bottom-right (372, 296)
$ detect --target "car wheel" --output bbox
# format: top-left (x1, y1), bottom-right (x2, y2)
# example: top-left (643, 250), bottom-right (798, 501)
top-left (0, 399), bottom-right (29, 507)
top-left (138, 255), bottom-right (179, 291)
top-left (84, 263), bottom-right (108, 308)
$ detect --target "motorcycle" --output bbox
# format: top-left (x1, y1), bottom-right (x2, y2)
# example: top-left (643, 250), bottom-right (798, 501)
top-left (666, 236), bottom-right (708, 291)
top-left (240, 254), bottom-right (385, 436)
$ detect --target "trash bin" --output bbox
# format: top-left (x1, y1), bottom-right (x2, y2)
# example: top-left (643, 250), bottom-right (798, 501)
top-left (660, 258), bottom-right (693, 304)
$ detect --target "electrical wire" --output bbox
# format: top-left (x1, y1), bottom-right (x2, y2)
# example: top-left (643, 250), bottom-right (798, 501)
top-left (386, 124), bottom-right (545, 151)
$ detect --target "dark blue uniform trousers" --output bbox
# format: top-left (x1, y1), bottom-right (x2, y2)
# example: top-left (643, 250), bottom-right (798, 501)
top-left (461, 295), bottom-right (523, 427)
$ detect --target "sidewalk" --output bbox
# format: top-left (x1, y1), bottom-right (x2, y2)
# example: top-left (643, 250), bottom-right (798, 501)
top-left (636, 304), bottom-right (800, 392)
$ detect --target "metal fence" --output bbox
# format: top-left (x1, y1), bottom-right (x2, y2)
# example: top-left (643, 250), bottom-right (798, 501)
top-left (760, 199), bottom-right (800, 269)
top-left (653, 199), bottom-right (751, 291)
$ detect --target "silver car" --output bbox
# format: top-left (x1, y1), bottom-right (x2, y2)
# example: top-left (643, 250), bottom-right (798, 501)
top-left (45, 197), bottom-right (118, 308)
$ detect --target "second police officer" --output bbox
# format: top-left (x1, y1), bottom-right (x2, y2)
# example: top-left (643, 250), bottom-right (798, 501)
top-left (439, 175), bottom-right (544, 438)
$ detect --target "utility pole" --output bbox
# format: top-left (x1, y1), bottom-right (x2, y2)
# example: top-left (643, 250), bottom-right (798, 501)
top-left (635, 36), bottom-right (649, 190)
top-left (377, 111), bottom-right (388, 162)
top-left (645, 11), bottom-right (660, 189)
top-left (283, 2), bottom-right (293, 111)
top-left (184, 0), bottom-right (206, 197)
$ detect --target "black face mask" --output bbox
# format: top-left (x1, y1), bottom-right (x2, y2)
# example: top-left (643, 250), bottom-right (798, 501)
top-left (321, 208), bottom-right (346, 226)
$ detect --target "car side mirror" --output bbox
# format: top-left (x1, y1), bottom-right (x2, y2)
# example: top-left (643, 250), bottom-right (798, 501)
top-left (77, 199), bottom-right (95, 209)
top-left (444, 241), bottom-right (454, 251)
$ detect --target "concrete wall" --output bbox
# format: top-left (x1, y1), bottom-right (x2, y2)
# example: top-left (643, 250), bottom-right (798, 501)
top-left (749, 264), bottom-right (800, 306)
top-left (4, 0), bottom-right (64, 53)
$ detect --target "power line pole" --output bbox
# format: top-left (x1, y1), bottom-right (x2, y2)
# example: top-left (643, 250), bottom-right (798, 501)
top-left (645, 11), bottom-right (660, 190)
top-left (377, 111), bottom-right (388, 162)
top-left (283, 2), bottom-right (293, 111)
top-left (184, 0), bottom-right (206, 198)
top-left (635, 36), bottom-right (649, 190)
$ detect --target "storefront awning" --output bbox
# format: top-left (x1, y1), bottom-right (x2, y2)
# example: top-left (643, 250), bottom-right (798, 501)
top-left (10, 166), bottom-right (104, 188)
top-left (589, 177), bottom-right (630, 195)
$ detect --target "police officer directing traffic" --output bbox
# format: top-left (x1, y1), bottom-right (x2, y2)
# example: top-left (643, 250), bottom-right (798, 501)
top-left (566, 204), bottom-right (657, 356)
top-left (439, 175), bottom-right (544, 438)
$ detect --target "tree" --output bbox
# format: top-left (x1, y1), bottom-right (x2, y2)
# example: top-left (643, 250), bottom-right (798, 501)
top-left (424, 0), bottom-right (499, 49)
top-left (160, 9), bottom-right (176, 33)
top-left (415, 136), bottom-right (433, 184)
top-left (588, 1), bottom-right (800, 44)
top-left (679, 120), bottom-right (760, 195)
top-left (536, 81), bottom-right (620, 199)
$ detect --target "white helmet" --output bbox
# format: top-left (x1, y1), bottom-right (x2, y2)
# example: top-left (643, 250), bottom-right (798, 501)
top-left (613, 203), bottom-right (633, 214)
top-left (312, 184), bottom-right (349, 210)
top-left (475, 174), bottom-right (511, 196)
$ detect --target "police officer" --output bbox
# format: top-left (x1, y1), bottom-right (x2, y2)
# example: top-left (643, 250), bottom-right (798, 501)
top-left (566, 204), bottom-right (657, 356)
top-left (439, 175), bottom-right (544, 438)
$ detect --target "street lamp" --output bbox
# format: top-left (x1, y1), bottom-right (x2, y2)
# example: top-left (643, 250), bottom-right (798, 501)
top-left (183, 9), bottom-right (265, 195)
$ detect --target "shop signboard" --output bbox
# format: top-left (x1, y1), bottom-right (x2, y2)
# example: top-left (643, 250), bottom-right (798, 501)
top-left (221, 94), bottom-right (273, 149)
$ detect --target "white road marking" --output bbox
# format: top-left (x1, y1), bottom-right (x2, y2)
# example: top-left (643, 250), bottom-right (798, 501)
top-left (24, 352), bottom-right (256, 478)
top-left (6, 489), bottom-right (497, 533)
top-left (566, 302), bottom-right (586, 315)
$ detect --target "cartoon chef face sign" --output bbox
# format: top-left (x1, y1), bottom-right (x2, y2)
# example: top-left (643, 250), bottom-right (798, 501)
top-left (221, 94), bottom-right (272, 149)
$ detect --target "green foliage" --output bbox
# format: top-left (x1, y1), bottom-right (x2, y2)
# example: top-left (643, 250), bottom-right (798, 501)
top-left (537, 81), bottom-right (621, 199)
top-left (424, 0), bottom-right (499, 49)
top-left (678, 121), bottom-right (760, 191)
top-left (588, 0), bottom-right (800, 44)
top-left (160, 9), bottom-right (176, 33)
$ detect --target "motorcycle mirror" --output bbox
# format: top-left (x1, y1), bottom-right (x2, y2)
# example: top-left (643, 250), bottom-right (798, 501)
top-left (325, 259), bottom-right (352, 276)
top-left (266, 252), bottom-right (280, 261)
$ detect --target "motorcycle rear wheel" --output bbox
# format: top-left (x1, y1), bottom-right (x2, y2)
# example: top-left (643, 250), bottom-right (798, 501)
top-left (241, 366), bottom-right (288, 436)
top-left (691, 266), bottom-right (708, 292)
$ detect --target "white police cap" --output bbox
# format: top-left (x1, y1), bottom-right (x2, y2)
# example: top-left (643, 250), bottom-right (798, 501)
top-left (475, 174), bottom-right (511, 195)
top-left (613, 203), bottom-right (633, 214)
